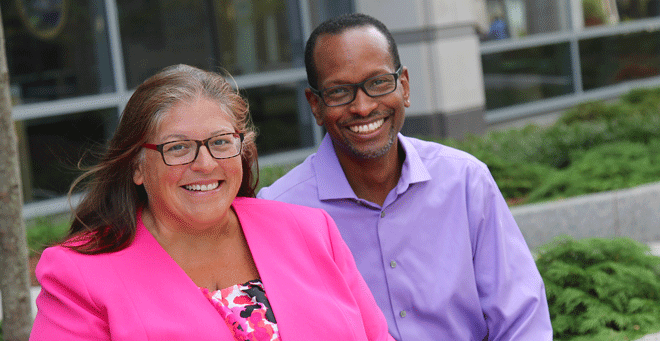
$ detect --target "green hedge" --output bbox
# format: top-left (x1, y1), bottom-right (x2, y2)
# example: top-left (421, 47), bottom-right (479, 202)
top-left (424, 86), bottom-right (660, 205)
top-left (537, 236), bottom-right (660, 340)
top-left (25, 215), bottom-right (69, 257)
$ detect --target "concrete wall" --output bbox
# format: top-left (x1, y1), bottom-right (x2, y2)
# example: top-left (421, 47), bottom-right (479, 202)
top-left (513, 181), bottom-right (660, 251)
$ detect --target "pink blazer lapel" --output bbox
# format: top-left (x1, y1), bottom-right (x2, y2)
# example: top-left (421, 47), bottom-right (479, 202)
top-left (107, 216), bottom-right (235, 339)
top-left (234, 197), bottom-right (364, 341)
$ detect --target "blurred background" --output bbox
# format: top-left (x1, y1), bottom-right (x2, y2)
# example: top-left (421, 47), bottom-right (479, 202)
top-left (4, 0), bottom-right (660, 219)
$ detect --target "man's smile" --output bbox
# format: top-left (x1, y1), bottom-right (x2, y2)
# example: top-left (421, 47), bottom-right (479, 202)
top-left (348, 118), bottom-right (385, 134)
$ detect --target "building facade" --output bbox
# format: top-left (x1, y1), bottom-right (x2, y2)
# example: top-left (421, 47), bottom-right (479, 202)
top-left (4, 0), bottom-right (660, 218)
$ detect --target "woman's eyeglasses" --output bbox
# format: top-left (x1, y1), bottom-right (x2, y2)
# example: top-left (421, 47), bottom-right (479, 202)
top-left (142, 132), bottom-right (244, 166)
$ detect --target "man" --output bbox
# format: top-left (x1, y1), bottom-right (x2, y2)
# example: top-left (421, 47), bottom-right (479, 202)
top-left (258, 13), bottom-right (552, 340)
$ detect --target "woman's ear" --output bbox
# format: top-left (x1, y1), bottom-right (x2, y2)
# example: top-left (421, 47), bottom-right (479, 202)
top-left (133, 161), bottom-right (144, 186)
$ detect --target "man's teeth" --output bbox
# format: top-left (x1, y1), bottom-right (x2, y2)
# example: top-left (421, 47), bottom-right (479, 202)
top-left (349, 118), bottom-right (384, 133)
top-left (184, 182), bottom-right (219, 191)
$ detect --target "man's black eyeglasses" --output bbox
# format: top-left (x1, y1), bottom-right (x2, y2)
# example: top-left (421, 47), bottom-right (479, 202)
top-left (142, 132), bottom-right (244, 166)
top-left (310, 66), bottom-right (403, 107)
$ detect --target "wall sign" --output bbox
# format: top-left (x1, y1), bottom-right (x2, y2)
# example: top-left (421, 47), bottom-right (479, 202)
top-left (16, 0), bottom-right (68, 40)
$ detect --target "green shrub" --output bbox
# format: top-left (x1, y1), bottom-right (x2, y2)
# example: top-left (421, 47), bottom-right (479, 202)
top-left (26, 215), bottom-right (70, 256)
top-left (527, 140), bottom-right (660, 203)
top-left (468, 151), bottom-right (554, 201)
top-left (621, 86), bottom-right (660, 105)
top-left (559, 101), bottom-right (618, 124)
top-left (258, 163), bottom-right (298, 191)
top-left (537, 236), bottom-right (660, 340)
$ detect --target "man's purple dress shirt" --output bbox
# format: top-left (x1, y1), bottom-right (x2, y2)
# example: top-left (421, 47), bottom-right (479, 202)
top-left (258, 134), bottom-right (553, 340)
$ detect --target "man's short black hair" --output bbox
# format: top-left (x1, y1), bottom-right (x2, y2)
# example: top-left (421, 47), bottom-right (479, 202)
top-left (304, 13), bottom-right (401, 90)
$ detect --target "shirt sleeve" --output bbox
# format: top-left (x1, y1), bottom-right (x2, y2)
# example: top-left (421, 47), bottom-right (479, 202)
top-left (30, 247), bottom-right (110, 341)
top-left (321, 209), bottom-right (396, 341)
top-left (468, 167), bottom-right (554, 340)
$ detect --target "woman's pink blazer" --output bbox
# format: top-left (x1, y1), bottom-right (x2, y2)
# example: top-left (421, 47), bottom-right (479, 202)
top-left (30, 197), bottom-right (394, 340)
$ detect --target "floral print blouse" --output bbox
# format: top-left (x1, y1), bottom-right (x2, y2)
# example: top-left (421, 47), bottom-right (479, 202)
top-left (201, 279), bottom-right (280, 341)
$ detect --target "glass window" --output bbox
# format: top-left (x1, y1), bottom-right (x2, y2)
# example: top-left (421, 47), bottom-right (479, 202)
top-left (479, 0), bottom-right (570, 40)
top-left (210, 0), bottom-right (295, 75)
top-left (242, 83), bottom-right (307, 155)
top-left (2, 0), bottom-right (114, 104)
top-left (117, 0), bottom-right (215, 88)
top-left (580, 29), bottom-right (660, 90)
top-left (584, 0), bottom-right (660, 27)
top-left (17, 109), bottom-right (117, 203)
top-left (117, 0), bottom-right (297, 88)
top-left (307, 0), bottom-right (353, 28)
top-left (482, 43), bottom-right (574, 109)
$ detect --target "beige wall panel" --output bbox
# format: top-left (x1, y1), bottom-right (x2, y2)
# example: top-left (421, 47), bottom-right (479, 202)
top-left (430, 36), bottom-right (485, 113)
top-left (398, 43), bottom-right (434, 117)
top-left (355, 0), bottom-right (426, 31)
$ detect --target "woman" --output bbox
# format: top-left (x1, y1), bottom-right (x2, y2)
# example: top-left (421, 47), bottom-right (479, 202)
top-left (30, 64), bottom-right (394, 341)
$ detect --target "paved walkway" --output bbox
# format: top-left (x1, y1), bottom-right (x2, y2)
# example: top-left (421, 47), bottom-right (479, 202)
top-left (637, 331), bottom-right (660, 341)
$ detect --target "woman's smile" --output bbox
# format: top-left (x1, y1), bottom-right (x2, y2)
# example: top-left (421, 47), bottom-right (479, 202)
top-left (183, 181), bottom-right (220, 192)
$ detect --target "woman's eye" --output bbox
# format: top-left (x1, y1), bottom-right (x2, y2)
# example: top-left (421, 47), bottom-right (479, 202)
top-left (211, 139), bottom-right (228, 146)
top-left (165, 143), bottom-right (190, 153)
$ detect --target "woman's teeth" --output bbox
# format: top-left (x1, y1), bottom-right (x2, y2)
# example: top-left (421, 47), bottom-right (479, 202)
top-left (184, 182), bottom-right (219, 192)
top-left (349, 118), bottom-right (384, 133)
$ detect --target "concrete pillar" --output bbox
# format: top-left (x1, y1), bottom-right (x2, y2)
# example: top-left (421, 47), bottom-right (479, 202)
top-left (356, 0), bottom-right (486, 139)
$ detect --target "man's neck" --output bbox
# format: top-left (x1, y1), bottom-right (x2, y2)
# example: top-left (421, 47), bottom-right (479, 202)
top-left (334, 141), bottom-right (404, 207)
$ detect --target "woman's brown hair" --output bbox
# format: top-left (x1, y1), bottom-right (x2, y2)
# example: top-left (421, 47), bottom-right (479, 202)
top-left (65, 64), bottom-right (259, 254)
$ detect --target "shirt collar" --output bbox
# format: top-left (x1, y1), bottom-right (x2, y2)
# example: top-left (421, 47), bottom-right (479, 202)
top-left (312, 133), bottom-right (431, 201)
top-left (396, 133), bottom-right (432, 195)
top-left (312, 135), bottom-right (356, 201)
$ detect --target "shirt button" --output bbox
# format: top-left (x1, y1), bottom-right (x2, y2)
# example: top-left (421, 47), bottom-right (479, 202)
top-left (400, 310), bottom-right (407, 318)
top-left (390, 261), bottom-right (397, 268)
top-left (380, 211), bottom-right (385, 218)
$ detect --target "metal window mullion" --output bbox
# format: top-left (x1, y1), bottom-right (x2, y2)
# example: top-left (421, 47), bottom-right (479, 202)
top-left (485, 74), bottom-right (660, 124)
top-left (12, 93), bottom-right (127, 121)
top-left (570, 37), bottom-right (583, 94)
top-left (299, 0), bottom-right (313, 40)
top-left (481, 17), bottom-right (660, 55)
top-left (103, 0), bottom-right (128, 109)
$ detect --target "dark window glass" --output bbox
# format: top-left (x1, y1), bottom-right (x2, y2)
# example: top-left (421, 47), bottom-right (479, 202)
top-left (209, 0), bottom-right (295, 75)
top-left (580, 30), bottom-right (660, 90)
top-left (117, 0), bottom-right (215, 88)
top-left (308, 0), bottom-right (353, 28)
top-left (2, 0), bottom-right (114, 104)
top-left (17, 109), bottom-right (117, 203)
top-left (482, 43), bottom-right (574, 110)
top-left (117, 0), bottom-right (297, 88)
top-left (242, 84), bottom-right (305, 155)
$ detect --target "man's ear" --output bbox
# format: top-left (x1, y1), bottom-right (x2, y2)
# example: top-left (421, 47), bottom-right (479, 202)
top-left (305, 88), bottom-right (324, 126)
top-left (400, 67), bottom-right (411, 108)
